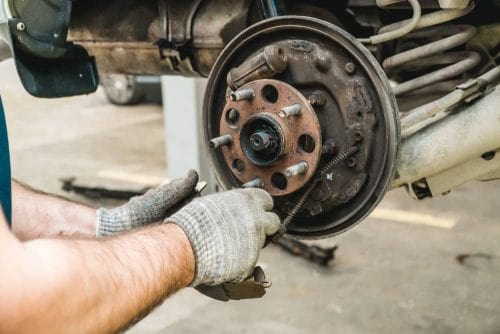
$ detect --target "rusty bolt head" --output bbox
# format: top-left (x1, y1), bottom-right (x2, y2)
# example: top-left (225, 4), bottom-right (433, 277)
top-left (321, 140), bottom-right (336, 156)
top-left (308, 91), bottom-right (327, 108)
top-left (345, 62), bottom-right (356, 74)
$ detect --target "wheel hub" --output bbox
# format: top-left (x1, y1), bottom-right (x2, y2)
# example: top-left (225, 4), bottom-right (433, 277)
top-left (219, 79), bottom-right (322, 196)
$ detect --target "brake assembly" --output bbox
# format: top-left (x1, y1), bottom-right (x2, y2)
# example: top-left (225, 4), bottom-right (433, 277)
top-left (204, 16), bottom-right (399, 239)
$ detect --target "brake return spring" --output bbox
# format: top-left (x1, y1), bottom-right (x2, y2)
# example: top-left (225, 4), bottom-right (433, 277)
top-left (281, 146), bottom-right (359, 229)
top-left (363, 0), bottom-right (481, 97)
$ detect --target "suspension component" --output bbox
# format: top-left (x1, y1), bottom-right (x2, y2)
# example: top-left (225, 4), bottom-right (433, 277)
top-left (374, 1), bottom-right (480, 97)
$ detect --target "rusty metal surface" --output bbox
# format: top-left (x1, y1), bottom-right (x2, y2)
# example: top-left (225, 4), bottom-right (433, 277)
top-left (68, 0), bottom-right (250, 77)
top-left (219, 79), bottom-right (322, 196)
top-left (158, 0), bottom-right (202, 47)
top-left (69, 0), bottom-right (160, 43)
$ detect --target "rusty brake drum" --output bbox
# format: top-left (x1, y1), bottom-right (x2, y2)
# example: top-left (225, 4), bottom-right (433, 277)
top-left (203, 16), bottom-right (399, 239)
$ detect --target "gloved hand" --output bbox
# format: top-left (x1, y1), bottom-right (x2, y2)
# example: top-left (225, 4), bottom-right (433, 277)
top-left (96, 170), bottom-right (199, 237)
top-left (166, 188), bottom-right (281, 286)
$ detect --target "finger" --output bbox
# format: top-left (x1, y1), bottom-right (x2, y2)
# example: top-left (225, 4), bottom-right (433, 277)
top-left (166, 170), bottom-right (199, 191)
top-left (185, 169), bottom-right (200, 185)
top-left (263, 212), bottom-right (281, 235)
top-left (244, 188), bottom-right (274, 211)
top-left (144, 171), bottom-right (199, 216)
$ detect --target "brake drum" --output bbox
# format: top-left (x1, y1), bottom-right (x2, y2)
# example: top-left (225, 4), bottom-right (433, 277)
top-left (203, 16), bottom-right (399, 239)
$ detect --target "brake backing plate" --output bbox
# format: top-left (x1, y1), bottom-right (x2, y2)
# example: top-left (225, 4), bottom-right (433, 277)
top-left (203, 16), bottom-right (399, 239)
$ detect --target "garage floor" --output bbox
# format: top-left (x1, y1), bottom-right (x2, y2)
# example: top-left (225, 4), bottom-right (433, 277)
top-left (1, 60), bottom-right (499, 334)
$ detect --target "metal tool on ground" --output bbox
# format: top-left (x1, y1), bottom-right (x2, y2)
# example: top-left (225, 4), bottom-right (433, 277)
top-left (60, 177), bottom-right (149, 200)
top-left (274, 238), bottom-right (338, 267)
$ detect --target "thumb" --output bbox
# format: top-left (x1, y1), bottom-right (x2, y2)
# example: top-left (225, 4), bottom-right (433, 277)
top-left (263, 212), bottom-right (281, 235)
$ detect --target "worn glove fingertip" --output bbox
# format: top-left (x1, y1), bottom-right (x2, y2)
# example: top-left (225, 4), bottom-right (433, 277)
top-left (182, 170), bottom-right (199, 190)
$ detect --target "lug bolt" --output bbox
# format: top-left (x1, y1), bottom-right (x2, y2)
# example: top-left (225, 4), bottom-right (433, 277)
top-left (279, 103), bottom-right (303, 118)
top-left (285, 161), bottom-right (309, 177)
top-left (231, 88), bottom-right (255, 102)
top-left (209, 134), bottom-right (233, 149)
top-left (345, 62), bottom-right (356, 74)
top-left (242, 178), bottom-right (265, 189)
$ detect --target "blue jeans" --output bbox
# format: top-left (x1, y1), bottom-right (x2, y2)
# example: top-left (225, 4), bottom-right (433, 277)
top-left (0, 96), bottom-right (11, 226)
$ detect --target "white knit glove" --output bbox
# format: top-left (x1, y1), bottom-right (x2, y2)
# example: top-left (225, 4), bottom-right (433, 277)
top-left (166, 188), bottom-right (280, 286)
top-left (96, 170), bottom-right (198, 237)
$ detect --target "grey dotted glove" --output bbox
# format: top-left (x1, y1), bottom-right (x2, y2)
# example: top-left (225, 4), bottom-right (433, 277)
top-left (96, 170), bottom-right (199, 237)
top-left (166, 188), bottom-right (281, 286)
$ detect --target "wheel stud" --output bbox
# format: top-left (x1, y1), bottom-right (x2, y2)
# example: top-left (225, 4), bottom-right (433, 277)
top-left (279, 103), bottom-right (302, 118)
top-left (231, 88), bottom-right (255, 102)
top-left (285, 162), bottom-right (309, 177)
top-left (242, 178), bottom-right (265, 188)
top-left (209, 134), bottom-right (233, 149)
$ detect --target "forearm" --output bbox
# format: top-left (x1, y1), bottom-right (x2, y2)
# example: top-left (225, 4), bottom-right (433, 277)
top-left (0, 223), bottom-right (194, 334)
top-left (12, 180), bottom-right (96, 240)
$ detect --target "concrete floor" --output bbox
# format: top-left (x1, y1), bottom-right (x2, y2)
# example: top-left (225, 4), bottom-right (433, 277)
top-left (1, 59), bottom-right (500, 334)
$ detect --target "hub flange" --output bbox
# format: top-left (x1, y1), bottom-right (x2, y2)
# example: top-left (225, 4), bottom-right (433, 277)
top-left (219, 79), bottom-right (322, 196)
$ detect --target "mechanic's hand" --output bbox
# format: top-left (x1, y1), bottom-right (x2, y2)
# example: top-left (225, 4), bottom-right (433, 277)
top-left (166, 188), bottom-right (281, 286)
top-left (96, 170), bottom-right (199, 237)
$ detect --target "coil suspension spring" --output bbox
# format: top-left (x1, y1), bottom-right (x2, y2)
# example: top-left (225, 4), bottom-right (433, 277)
top-left (363, 0), bottom-right (481, 97)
